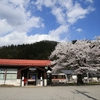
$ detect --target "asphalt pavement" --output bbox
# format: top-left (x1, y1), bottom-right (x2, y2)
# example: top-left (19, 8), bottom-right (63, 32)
top-left (0, 85), bottom-right (100, 100)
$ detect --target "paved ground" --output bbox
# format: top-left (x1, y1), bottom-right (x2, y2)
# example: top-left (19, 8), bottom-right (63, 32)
top-left (0, 85), bottom-right (100, 100)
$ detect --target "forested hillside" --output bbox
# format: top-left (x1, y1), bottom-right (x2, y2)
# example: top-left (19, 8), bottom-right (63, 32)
top-left (0, 40), bottom-right (57, 60)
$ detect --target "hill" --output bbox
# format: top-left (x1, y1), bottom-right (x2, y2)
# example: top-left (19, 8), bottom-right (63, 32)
top-left (0, 40), bottom-right (57, 60)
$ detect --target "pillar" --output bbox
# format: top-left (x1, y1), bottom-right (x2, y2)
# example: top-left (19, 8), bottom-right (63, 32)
top-left (44, 72), bottom-right (47, 86)
top-left (22, 76), bottom-right (24, 87)
top-left (40, 76), bottom-right (43, 86)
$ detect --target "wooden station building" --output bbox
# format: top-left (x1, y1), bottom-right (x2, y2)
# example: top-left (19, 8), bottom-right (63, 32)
top-left (0, 59), bottom-right (51, 86)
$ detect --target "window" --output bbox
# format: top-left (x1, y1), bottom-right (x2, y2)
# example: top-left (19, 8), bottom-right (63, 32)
top-left (0, 68), bottom-right (17, 80)
top-left (7, 69), bottom-right (17, 73)
top-left (6, 74), bottom-right (17, 80)
top-left (0, 69), bottom-right (5, 73)
top-left (6, 69), bottom-right (17, 80)
top-left (52, 74), bottom-right (66, 79)
top-left (0, 69), bottom-right (5, 80)
top-left (0, 74), bottom-right (4, 80)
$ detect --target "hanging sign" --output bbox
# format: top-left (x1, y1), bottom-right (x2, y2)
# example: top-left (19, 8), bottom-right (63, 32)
top-left (29, 68), bottom-right (36, 70)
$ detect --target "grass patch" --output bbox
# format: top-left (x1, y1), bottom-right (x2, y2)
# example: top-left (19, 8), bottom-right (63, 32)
top-left (0, 84), bottom-right (14, 87)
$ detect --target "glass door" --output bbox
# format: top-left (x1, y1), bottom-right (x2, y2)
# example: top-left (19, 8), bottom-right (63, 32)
top-left (27, 73), bottom-right (37, 85)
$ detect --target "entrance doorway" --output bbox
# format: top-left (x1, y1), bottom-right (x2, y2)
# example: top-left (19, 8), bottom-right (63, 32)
top-left (27, 73), bottom-right (37, 85)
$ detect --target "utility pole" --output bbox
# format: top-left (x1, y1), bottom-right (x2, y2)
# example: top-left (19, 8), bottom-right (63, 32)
top-left (87, 72), bottom-right (89, 83)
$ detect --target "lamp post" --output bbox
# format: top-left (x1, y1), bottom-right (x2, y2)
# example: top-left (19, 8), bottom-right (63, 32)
top-left (47, 70), bottom-right (52, 85)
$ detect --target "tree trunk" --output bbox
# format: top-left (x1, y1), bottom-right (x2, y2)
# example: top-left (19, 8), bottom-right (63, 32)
top-left (77, 74), bottom-right (84, 85)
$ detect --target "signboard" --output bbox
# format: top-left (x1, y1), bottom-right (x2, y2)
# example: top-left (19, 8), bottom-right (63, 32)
top-left (29, 68), bottom-right (36, 70)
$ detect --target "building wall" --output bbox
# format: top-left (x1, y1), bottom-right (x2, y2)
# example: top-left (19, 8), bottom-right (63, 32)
top-left (0, 67), bottom-right (47, 86)
top-left (0, 68), bottom-right (20, 86)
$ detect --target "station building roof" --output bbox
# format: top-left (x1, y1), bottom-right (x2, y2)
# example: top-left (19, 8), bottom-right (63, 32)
top-left (0, 59), bottom-right (51, 67)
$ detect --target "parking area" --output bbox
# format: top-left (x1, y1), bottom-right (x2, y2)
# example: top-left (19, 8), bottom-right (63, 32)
top-left (0, 85), bottom-right (100, 100)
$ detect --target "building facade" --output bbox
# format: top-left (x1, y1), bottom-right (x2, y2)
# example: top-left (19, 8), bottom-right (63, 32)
top-left (0, 59), bottom-right (51, 86)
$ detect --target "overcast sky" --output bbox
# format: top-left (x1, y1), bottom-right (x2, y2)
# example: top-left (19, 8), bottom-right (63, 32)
top-left (0, 0), bottom-right (100, 46)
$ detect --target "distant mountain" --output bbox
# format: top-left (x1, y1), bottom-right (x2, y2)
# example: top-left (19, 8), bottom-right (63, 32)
top-left (0, 40), bottom-right (57, 60)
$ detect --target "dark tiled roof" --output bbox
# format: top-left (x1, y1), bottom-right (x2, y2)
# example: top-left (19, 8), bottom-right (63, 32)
top-left (0, 59), bottom-right (51, 67)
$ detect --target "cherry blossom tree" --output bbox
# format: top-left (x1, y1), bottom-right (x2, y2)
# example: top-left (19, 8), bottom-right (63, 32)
top-left (49, 37), bottom-right (100, 74)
